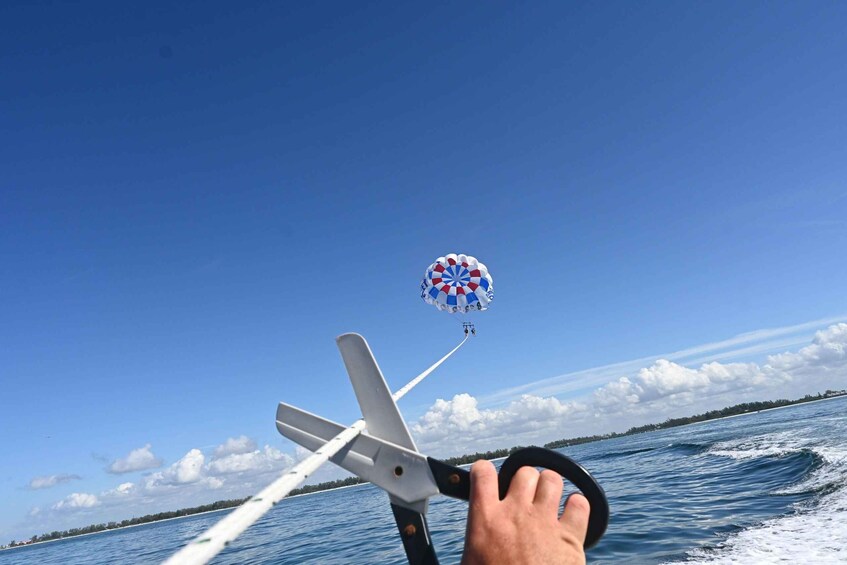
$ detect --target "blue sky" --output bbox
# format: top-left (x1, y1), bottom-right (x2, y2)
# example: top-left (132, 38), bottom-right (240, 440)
top-left (2, 1), bottom-right (847, 542)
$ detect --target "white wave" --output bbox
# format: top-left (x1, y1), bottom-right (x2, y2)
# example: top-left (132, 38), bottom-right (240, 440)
top-left (708, 446), bottom-right (793, 460)
top-left (666, 427), bottom-right (847, 563)
top-left (708, 430), bottom-right (847, 493)
top-left (706, 430), bottom-right (805, 461)
top-left (775, 445), bottom-right (846, 498)
top-left (665, 485), bottom-right (847, 563)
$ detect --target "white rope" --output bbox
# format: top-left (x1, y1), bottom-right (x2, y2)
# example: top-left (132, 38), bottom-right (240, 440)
top-left (392, 333), bottom-right (468, 401)
top-left (163, 333), bottom-right (469, 565)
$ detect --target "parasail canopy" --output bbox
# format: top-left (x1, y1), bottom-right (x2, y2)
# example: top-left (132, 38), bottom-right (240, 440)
top-left (420, 253), bottom-right (494, 313)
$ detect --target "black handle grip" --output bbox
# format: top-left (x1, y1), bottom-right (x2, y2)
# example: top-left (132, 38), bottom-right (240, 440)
top-left (498, 447), bottom-right (609, 549)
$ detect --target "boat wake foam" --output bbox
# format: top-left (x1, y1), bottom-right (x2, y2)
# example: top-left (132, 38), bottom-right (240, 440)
top-left (664, 429), bottom-right (847, 563)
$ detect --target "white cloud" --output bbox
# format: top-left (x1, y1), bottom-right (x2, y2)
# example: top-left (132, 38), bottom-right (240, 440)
top-left (413, 323), bottom-right (847, 454)
top-left (102, 482), bottom-right (135, 497)
top-left (765, 323), bottom-right (847, 376)
top-left (294, 445), bottom-right (313, 462)
top-left (412, 393), bottom-right (585, 455)
top-left (107, 444), bottom-right (162, 474)
top-left (206, 437), bottom-right (294, 478)
top-left (141, 438), bottom-right (294, 495)
top-left (52, 493), bottom-right (100, 511)
top-left (480, 315), bottom-right (847, 405)
top-left (213, 435), bottom-right (257, 458)
top-left (143, 449), bottom-right (207, 490)
top-left (174, 449), bottom-right (205, 483)
top-left (34, 437), bottom-right (294, 540)
top-left (28, 474), bottom-right (82, 490)
top-left (591, 359), bottom-right (772, 408)
top-left (208, 446), bottom-right (292, 475)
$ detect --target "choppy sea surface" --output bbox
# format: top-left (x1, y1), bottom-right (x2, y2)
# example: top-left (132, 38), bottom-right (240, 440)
top-left (3, 396), bottom-right (845, 564)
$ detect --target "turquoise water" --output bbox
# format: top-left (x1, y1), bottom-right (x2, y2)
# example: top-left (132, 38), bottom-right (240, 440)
top-left (3, 397), bottom-right (845, 563)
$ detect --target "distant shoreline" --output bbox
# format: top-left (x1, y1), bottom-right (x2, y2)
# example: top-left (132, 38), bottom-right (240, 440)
top-left (0, 482), bottom-right (376, 553)
top-left (543, 391), bottom-right (847, 451)
top-left (686, 393), bottom-right (847, 424)
top-left (0, 506), bottom-right (236, 552)
top-left (285, 480), bottom-right (369, 500)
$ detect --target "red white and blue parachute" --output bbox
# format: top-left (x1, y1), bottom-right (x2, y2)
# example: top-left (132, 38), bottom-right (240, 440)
top-left (420, 253), bottom-right (494, 313)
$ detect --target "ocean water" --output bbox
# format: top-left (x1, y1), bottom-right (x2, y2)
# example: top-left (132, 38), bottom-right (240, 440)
top-left (3, 396), bottom-right (845, 564)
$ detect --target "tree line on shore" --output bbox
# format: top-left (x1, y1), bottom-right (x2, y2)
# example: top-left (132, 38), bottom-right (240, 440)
top-left (544, 390), bottom-right (845, 449)
top-left (4, 499), bottom-right (247, 549)
top-left (4, 389), bottom-right (844, 549)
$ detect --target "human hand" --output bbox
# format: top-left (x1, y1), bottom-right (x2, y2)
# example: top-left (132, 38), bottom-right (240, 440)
top-left (461, 460), bottom-right (590, 565)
